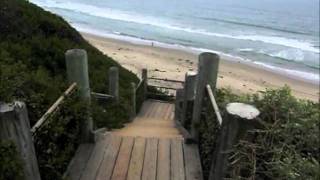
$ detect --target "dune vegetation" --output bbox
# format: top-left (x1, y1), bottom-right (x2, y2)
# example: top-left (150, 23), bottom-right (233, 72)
top-left (0, 0), bottom-right (138, 179)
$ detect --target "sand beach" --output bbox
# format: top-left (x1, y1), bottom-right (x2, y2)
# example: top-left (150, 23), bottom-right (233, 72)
top-left (82, 32), bottom-right (319, 102)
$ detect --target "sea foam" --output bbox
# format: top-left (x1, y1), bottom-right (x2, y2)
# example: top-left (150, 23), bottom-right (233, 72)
top-left (77, 25), bottom-right (320, 84)
top-left (31, 0), bottom-right (320, 53)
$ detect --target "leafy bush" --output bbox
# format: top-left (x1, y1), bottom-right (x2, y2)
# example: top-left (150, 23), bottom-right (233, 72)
top-left (0, 0), bottom-right (138, 122)
top-left (0, 141), bottom-right (24, 180)
top-left (199, 87), bottom-right (320, 179)
top-left (0, 0), bottom-right (138, 179)
top-left (32, 94), bottom-right (87, 179)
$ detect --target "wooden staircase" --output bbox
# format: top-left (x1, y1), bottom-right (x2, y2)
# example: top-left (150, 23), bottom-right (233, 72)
top-left (64, 100), bottom-right (203, 180)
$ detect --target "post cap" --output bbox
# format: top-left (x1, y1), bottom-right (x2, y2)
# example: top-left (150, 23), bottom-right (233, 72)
top-left (65, 49), bottom-right (87, 57)
top-left (226, 102), bottom-right (260, 120)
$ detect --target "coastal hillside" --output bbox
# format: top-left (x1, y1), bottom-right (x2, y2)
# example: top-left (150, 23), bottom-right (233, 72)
top-left (0, 0), bottom-right (138, 122)
top-left (0, 0), bottom-right (319, 180)
top-left (0, 0), bottom-right (138, 179)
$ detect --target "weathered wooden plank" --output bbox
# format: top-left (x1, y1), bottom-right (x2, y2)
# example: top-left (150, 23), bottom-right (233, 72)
top-left (142, 138), bottom-right (158, 180)
top-left (162, 103), bottom-right (171, 119)
top-left (64, 143), bottom-right (94, 180)
top-left (80, 135), bottom-right (110, 180)
top-left (145, 101), bottom-right (156, 118)
top-left (167, 104), bottom-right (174, 120)
top-left (184, 144), bottom-right (203, 180)
top-left (96, 136), bottom-right (122, 180)
top-left (111, 137), bottom-right (134, 180)
top-left (169, 106), bottom-right (175, 121)
top-left (153, 102), bottom-right (163, 118)
top-left (153, 102), bottom-right (164, 119)
top-left (157, 139), bottom-right (170, 180)
top-left (127, 138), bottom-right (146, 180)
top-left (161, 103), bottom-right (170, 120)
top-left (171, 139), bottom-right (185, 180)
top-left (148, 102), bottom-right (159, 118)
top-left (138, 101), bottom-right (151, 117)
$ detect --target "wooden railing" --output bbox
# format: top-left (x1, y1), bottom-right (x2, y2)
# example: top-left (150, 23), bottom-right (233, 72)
top-left (146, 76), bottom-right (183, 101)
top-left (0, 49), bottom-right (133, 180)
top-left (0, 82), bottom-right (80, 180)
top-left (134, 76), bottom-right (146, 115)
top-left (148, 77), bottom-right (184, 84)
top-left (205, 84), bottom-right (222, 125)
top-left (0, 49), bottom-right (261, 180)
top-left (31, 82), bottom-right (78, 134)
top-left (148, 77), bottom-right (184, 90)
top-left (91, 92), bottom-right (114, 100)
top-left (175, 52), bottom-right (260, 180)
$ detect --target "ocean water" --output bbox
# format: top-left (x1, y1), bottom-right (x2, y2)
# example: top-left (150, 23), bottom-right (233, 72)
top-left (30, 0), bottom-right (320, 84)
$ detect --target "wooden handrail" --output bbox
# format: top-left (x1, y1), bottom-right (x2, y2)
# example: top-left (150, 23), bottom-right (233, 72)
top-left (148, 85), bottom-right (179, 91)
top-left (206, 84), bottom-right (222, 125)
top-left (91, 92), bottom-right (114, 99)
top-left (148, 77), bottom-right (184, 84)
top-left (135, 78), bottom-right (145, 91)
top-left (31, 82), bottom-right (77, 134)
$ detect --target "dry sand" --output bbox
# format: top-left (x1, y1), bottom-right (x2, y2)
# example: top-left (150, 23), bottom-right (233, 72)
top-left (82, 32), bottom-right (319, 102)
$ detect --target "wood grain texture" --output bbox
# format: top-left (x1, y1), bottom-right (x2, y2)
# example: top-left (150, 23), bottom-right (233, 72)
top-left (141, 138), bottom-right (158, 180)
top-left (80, 136), bottom-right (110, 180)
top-left (111, 137), bottom-right (134, 180)
top-left (127, 138), bottom-right (146, 180)
top-left (157, 139), bottom-right (170, 180)
top-left (184, 144), bottom-right (203, 180)
top-left (64, 100), bottom-right (203, 180)
top-left (96, 136), bottom-right (122, 180)
top-left (65, 143), bottom-right (94, 180)
top-left (171, 139), bottom-right (185, 180)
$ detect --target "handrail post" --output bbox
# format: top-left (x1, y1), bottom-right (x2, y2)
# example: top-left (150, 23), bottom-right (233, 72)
top-left (181, 71), bottom-right (197, 127)
top-left (0, 102), bottom-right (41, 180)
top-left (142, 68), bottom-right (148, 100)
top-left (109, 66), bottom-right (119, 102)
top-left (209, 103), bottom-right (260, 180)
top-left (130, 82), bottom-right (136, 119)
top-left (65, 49), bottom-right (93, 143)
top-left (191, 52), bottom-right (220, 141)
top-left (174, 88), bottom-right (184, 121)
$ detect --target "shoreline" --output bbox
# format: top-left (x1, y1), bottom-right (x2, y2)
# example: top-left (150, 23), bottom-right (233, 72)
top-left (81, 32), bottom-right (319, 101)
top-left (76, 28), bottom-right (319, 85)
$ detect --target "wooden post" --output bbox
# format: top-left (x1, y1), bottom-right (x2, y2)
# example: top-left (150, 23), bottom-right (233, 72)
top-left (209, 103), bottom-right (260, 180)
top-left (109, 66), bottom-right (119, 102)
top-left (0, 102), bottom-right (41, 180)
top-left (142, 68), bottom-right (148, 100)
top-left (174, 89), bottom-right (184, 121)
top-left (191, 52), bottom-right (220, 141)
top-left (130, 82), bottom-right (136, 119)
top-left (181, 71), bottom-right (197, 126)
top-left (65, 49), bottom-right (93, 143)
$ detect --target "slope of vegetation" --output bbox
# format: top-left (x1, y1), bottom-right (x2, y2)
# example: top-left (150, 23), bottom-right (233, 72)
top-left (199, 87), bottom-right (319, 179)
top-left (0, 0), bottom-right (138, 179)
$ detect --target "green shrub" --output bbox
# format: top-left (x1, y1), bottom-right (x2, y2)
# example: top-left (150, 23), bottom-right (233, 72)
top-left (0, 0), bottom-right (138, 179)
top-left (32, 94), bottom-right (87, 179)
top-left (199, 87), bottom-right (320, 179)
top-left (0, 141), bottom-right (24, 180)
